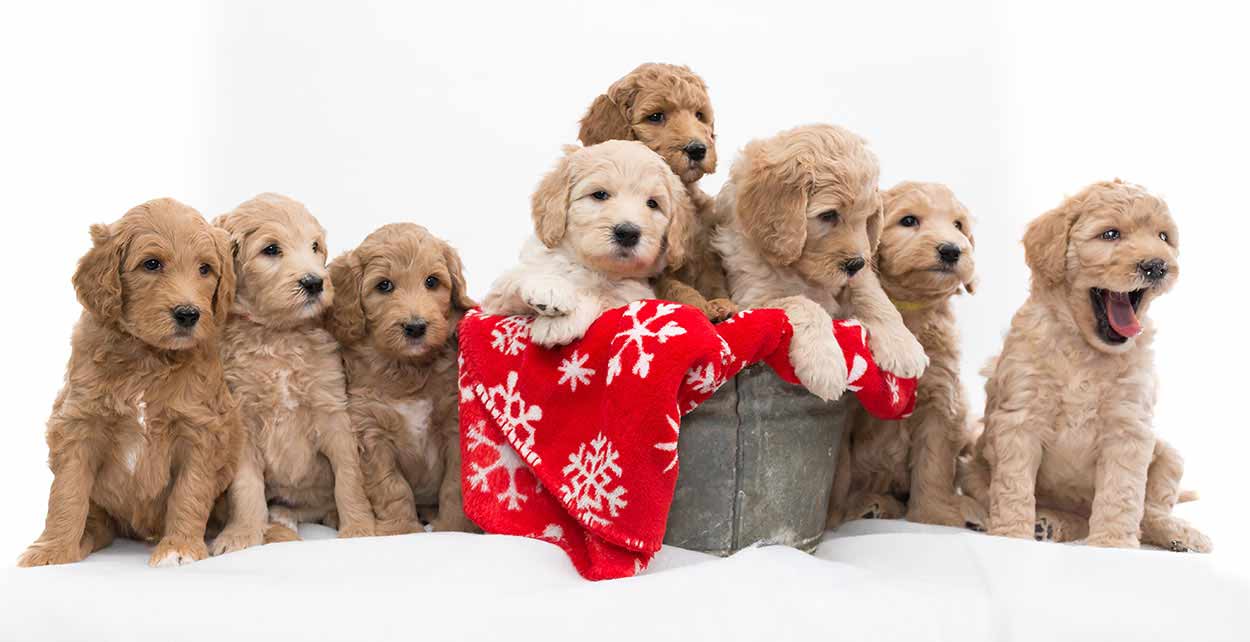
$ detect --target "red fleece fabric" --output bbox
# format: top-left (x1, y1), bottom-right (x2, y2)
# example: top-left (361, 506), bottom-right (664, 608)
top-left (458, 301), bottom-right (916, 580)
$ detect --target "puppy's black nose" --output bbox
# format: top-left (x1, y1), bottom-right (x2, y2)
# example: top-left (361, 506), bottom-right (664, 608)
top-left (843, 256), bottom-right (866, 276)
top-left (1138, 258), bottom-right (1169, 282)
top-left (299, 273), bottom-right (324, 295)
top-left (612, 223), bottom-right (642, 248)
top-left (938, 243), bottom-right (962, 265)
top-left (684, 141), bottom-right (707, 162)
top-left (403, 319), bottom-right (428, 339)
top-left (172, 305), bottom-right (200, 329)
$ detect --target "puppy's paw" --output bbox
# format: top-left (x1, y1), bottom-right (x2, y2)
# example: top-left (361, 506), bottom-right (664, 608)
top-left (17, 542), bottom-right (82, 568)
top-left (429, 513), bottom-right (480, 533)
top-left (908, 496), bottom-right (983, 529)
top-left (988, 520), bottom-right (1035, 540)
top-left (870, 327), bottom-right (928, 379)
top-left (209, 525), bottom-right (264, 556)
top-left (705, 298), bottom-right (738, 324)
top-left (1085, 532), bottom-right (1140, 549)
top-left (1147, 517), bottom-right (1213, 553)
top-left (775, 297), bottom-right (848, 401)
top-left (148, 537), bottom-right (208, 568)
top-left (853, 494), bottom-right (906, 521)
top-left (337, 522), bottom-right (376, 539)
top-left (521, 280), bottom-right (577, 317)
top-left (267, 506), bottom-right (299, 533)
top-left (1034, 516), bottom-right (1056, 542)
top-left (530, 315), bottom-right (588, 347)
top-left (376, 519), bottom-right (423, 537)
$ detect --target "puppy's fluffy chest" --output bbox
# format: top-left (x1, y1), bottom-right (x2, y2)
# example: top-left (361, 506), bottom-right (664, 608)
top-left (221, 319), bottom-right (347, 485)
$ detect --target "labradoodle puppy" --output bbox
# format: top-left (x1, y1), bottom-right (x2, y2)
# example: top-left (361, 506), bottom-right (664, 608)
top-left (481, 140), bottom-right (691, 346)
top-left (579, 63), bottom-right (736, 322)
top-left (960, 180), bottom-right (1210, 552)
top-left (328, 223), bottom-right (477, 535)
top-left (712, 124), bottom-right (928, 402)
top-left (827, 182), bottom-right (984, 529)
top-left (209, 193), bottom-right (376, 555)
top-left (18, 198), bottom-right (241, 568)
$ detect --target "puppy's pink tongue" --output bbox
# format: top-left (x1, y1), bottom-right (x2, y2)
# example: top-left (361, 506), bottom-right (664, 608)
top-left (1104, 291), bottom-right (1142, 338)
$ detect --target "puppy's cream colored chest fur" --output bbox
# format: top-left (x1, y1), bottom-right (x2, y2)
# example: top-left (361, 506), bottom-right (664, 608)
top-left (221, 322), bottom-right (347, 486)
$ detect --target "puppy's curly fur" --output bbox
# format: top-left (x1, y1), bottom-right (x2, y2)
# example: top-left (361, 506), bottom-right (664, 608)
top-left (19, 198), bottom-right (242, 568)
top-left (482, 140), bottom-right (692, 346)
top-left (579, 63), bottom-right (736, 322)
top-left (210, 194), bottom-right (376, 555)
top-left (960, 180), bottom-right (1210, 552)
top-left (713, 125), bottom-right (928, 401)
top-left (328, 223), bottom-right (477, 535)
top-left (828, 182), bottom-right (983, 529)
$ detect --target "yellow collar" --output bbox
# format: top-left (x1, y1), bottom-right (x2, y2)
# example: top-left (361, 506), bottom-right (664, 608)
top-left (889, 298), bottom-right (933, 313)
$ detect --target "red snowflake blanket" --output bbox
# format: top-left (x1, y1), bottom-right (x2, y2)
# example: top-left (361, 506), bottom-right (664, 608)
top-left (458, 301), bottom-right (916, 580)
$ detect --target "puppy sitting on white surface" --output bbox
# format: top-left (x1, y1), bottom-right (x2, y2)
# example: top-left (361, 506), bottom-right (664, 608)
top-left (482, 141), bottom-right (691, 345)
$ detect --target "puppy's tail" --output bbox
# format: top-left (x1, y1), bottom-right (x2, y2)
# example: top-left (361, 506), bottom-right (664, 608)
top-left (263, 523), bottom-right (301, 544)
top-left (1177, 490), bottom-right (1200, 504)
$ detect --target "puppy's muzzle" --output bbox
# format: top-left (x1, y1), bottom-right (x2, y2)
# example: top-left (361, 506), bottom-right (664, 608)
top-left (684, 141), bottom-right (707, 162)
top-left (171, 305), bottom-right (201, 329)
top-left (937, 243), bottom-right (962, 265)
top-left (299, 273), bottom-right (324, 296)
top-left (842, 256), bottom-right (866, 277)
top-left (402, 318), bottom-right (428, 340)
top-left (1138, 258), bottom-right (1168, 282)
top-left (612, 223), bottom-right (642, 249)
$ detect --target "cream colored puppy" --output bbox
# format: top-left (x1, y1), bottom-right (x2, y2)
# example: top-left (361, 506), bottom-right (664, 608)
top-left (961, 180), bottom-right (1210, 552)
top-left (482, 140), bottom-right (691, 344)
top-left (210, 194), bottom-right (375, 554)
top-left (713, 125), bottom-right (928, 401)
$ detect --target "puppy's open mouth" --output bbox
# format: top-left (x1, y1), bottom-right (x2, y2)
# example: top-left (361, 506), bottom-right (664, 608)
top-left (1089, 288), bottom-right (1145, 344)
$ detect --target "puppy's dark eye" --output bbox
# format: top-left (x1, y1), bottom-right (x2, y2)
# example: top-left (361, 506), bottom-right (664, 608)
top-left (143, 258), bottom-right (162, 272)
top-left (819, 210), bottom-right (840, 224)
top-left (312, 241), bottom-right (320, 253)
top-left (425, 275), bottom-right (439, 289)
top-left (900, 215), bottom-right (919, 227)
top-left (647, 199), bottom-right (659, 210)
top-left (646, 112), bottom-right (665, 123)
top-left (954, 220), bottom-right (964, 231)
top-left (376, 279), bottom-right (394, 293)
top-left (199, 263), bottom-right (211, 276)
top-left (695, 111), bottom-right (706, 122)
top-left (592, 191), bottom-right (610, 201)
top-left (1159, 231), bottom-right (1169, 243)
top-left (262, 244), bottom-right (281, 256)
top-left (1101, 229), bottom-right (1120, 241)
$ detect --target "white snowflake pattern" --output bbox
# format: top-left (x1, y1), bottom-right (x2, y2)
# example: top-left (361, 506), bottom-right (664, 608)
top-left (560, 433), bottom-right (629, 527)
top-left (478, 371), bottom-right (543, 465)
top-left (838, 319), bottom-right (868, 347)
top-left (490, 315), bottom-right (532, 356)
top-left (654, 415), bottom-right (680, 473)
top-left (457, 355), bottom-right (475, 402)
top-left (684, 362), bottom-right (723, 395)
top-left (721, 309), bottom-right (754, 325)
top-left (557, 350), bottom-right (595, 391)
top-left (845, 354), bottom-right (868, 392)
top-left (884, 373), bottom-right (901, 407)
top-left (606, 301), bottom-right (687, 385)
top-left (465, 420), bottom-right (529, 510)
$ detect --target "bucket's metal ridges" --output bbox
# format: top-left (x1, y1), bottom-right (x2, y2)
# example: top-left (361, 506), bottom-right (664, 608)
top-left (730, 373), bottom-right (743, 552)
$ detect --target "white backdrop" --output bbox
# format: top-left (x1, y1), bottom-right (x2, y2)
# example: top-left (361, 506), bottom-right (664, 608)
top-left (1, 1), bottom-right (1246, 561)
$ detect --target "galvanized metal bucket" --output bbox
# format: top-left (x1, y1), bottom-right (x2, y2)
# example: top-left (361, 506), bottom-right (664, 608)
top-left (663, 364), bottom-right (846, 555)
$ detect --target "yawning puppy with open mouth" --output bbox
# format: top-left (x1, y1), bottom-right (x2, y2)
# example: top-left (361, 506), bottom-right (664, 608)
top-left (960, 180), bottom-right (1209, 552)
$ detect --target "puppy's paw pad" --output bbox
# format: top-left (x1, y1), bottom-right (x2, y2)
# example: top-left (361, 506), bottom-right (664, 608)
top-left (1168, 539), bottom-right (1190, 553)
top-left (521, 283), bottom-right (576, 317)
top-left (706, 299), bottom-right (738, 324)
top-left (1034, 517), bottom-right (1056, 542)
top-left (965, 521), bottom-right (986, 533)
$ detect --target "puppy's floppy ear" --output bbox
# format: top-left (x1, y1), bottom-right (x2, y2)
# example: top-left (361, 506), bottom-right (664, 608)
top-left (531, 151), bottom-right (575, 248)
top-left (734, 142), bottom-right (810, 266)
top-left (209, 226), bottom-right (237, 322)
top-left (441, 241), bottom-right (477, 312)
top-left (1023, 200), bottom-right (1076, 288)
top-left (578, 94), bottom-right (634, 145)
top-left (663, 171), bottom-right (693, 269)
top-left (73, 223), bottom-right (126, 324)
top-left (212, 212), bottom-right (247, 274)
top-left (327, 249), bottom-right (368, 345)
top-left (866, 191), bottom-right (884, 252)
